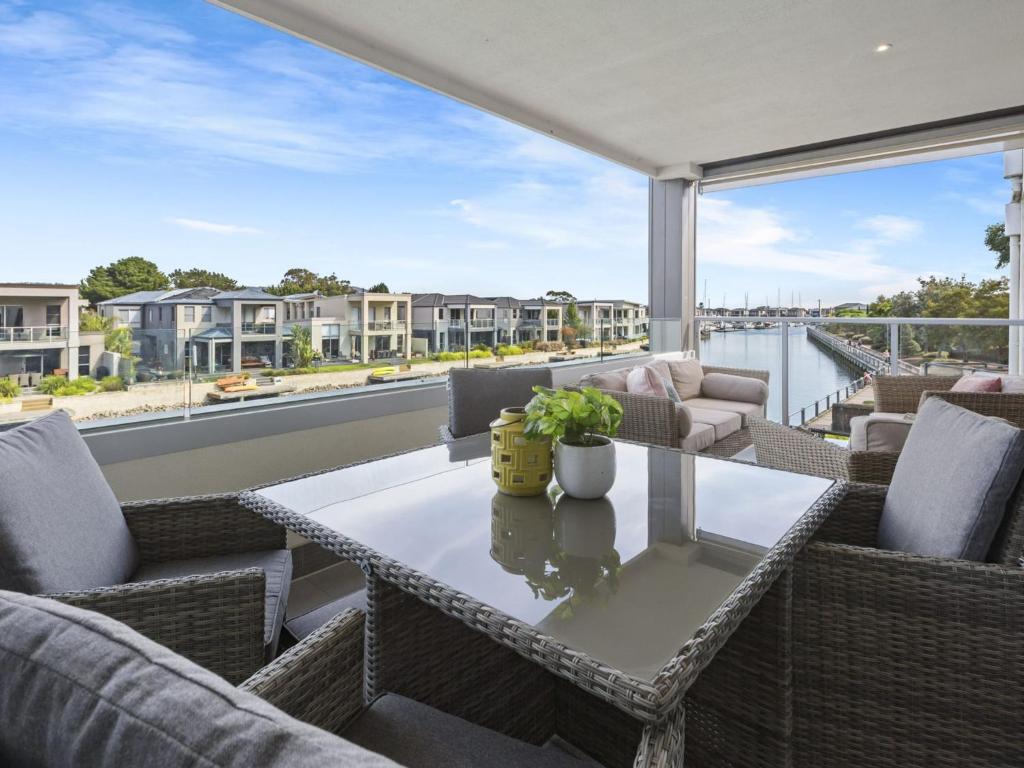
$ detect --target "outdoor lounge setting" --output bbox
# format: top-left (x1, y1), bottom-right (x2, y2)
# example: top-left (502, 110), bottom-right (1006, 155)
top-left (4, 1), bottom-right (1024, 767)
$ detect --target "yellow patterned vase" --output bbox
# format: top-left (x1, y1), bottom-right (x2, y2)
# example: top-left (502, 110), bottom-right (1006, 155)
top-left (490, 407), bottom-right (552, 496)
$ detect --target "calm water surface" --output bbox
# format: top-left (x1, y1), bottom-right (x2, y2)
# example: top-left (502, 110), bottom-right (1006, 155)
top-left (699, 326), bottom-right (865, 422)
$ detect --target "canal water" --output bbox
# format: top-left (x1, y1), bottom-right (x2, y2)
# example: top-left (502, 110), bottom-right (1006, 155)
top-left (698, 325), bottom-right (865, 422)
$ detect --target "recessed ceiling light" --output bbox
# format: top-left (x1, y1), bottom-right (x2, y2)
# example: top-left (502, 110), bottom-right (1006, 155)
top-left (875, 43), bottom-right (893, 53)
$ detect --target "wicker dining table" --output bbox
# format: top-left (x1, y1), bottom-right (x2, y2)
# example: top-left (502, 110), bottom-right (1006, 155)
top-left (241, 436), bottom-right (843, 767)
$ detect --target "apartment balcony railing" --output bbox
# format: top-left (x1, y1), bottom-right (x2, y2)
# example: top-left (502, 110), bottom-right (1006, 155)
top-left (546, 318), bottom-right (561, 327)
top-left (0, 325), bottom-right (68, 343)
top-left (520, 318), bottom-right (542, 326)
top-left (696, 314), bottom-right (1024, 427)
top-left (240, 322), bottom-right (276, 335)
top-left (470, 318), bottom-right (495, 328)
top-left (364, 321), bottom-right (405, 332)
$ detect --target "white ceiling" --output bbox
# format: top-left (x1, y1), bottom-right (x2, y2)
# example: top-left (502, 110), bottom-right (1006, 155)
top-left (212, 0), bottom-right (1024, 178)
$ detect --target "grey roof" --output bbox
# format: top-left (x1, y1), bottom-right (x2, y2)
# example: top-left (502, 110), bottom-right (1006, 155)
top-left (412, 293), bottom-right (494, 307)
top-left (192, 327), bottom-right (233, 340)
top-left (97, 290), bottom-right (174, 306)
top-left (213, 287), bottom-right (281, 301)
top-left (487, 296), bottom-right (521, 308)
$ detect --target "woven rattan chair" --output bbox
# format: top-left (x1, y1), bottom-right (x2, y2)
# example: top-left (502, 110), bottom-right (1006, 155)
top-left (787, 395), bottom-right (1024, 768)
top-left (751, 389), bottom-right (1024, 483)
top-left (47, 492), bottom-right (288, 684)
top-left (439, 366), bottom-right (554, 443)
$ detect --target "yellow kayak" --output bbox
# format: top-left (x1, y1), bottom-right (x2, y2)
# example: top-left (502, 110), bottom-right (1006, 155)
top-left (372, 366), bottom-right (398, 377)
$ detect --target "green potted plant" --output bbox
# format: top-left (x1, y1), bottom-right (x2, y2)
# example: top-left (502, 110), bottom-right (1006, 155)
top-left (524, 386), bottom-right (623, 498)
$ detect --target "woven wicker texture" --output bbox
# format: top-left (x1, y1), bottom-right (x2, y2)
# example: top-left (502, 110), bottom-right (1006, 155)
top-left (240, 608), bottom-right (366, 736)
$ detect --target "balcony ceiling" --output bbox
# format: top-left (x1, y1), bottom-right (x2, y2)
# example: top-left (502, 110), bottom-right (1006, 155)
top-left (213, 0), bottom-right (1024, 178)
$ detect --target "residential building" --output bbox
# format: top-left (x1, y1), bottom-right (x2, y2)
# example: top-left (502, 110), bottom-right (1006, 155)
top-left (516, 298), bottom-right (564, 344)
top-left (833, 302), bottom-right (868, 314)
top-left (284, 289), bottom-right (412, 363)
top-left (0, 283), bottom-right (93, 380)
top-left (577, 300), bottom-right (648, 341)
top-left (99, 287), bottom-right (285, 374)
top-left (412, 294), bottom-right (499, 352)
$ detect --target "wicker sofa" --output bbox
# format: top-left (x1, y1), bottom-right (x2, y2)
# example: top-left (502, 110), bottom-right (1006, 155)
top-left (578, 353), bottom-right (770, 454)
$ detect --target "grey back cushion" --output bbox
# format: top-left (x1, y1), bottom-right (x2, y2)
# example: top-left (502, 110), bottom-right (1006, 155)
top-left (448, 367), bottom-right (554, 438)
top-left (0, 410), bottom-right (139, 594)
top-left (878, 397), bottom-right (1024, 560)
top-left (0, 590), bottom-right (398, 768)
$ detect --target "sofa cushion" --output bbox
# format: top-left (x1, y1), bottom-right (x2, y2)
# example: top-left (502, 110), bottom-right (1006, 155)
top-left (700, 372), bottom-right (769, 405)
top-left (0, 590), bottom-right (398, 768)
top-left (449, 368), bottom-right (554, 438)
top-left (663, 357), bottom-right (703, 400)
top-left (878, 397), bottom-right (1024, 560)
top-left (626, 366), bottom-right (668, 397)
top-left (647, 360), bottom-right (682, 402)
top-left (849, 412), bottom-right (914, 452)
top-left (134, 550), bottom-right (292, 656)
top-left (347, 693), bottom-right (597, 768)
top-left (675, 402), bottom-right (693, 438)
top-left (0, 410), bottom-right (139, 594)
top-left (579, 368), bottom-right (630, 392)
top-left (686, 407), bottom-right (742, 441)
top-left (1001, 375), bottom-right (1024, 394)
top-left (683, 397), bottom-right (763, 427)
top-left (951, 374), bottom-right (1002, 393)
top-left (680, 422), bottom-right (716, 452)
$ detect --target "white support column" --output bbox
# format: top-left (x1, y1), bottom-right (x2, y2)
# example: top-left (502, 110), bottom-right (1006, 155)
top-left (649, 179), bottom-right (698, 354)
top-left (1005, 151), bottom-right (1023, 375)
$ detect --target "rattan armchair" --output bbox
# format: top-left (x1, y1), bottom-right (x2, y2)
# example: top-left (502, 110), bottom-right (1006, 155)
top-left (791, 478), bottom-right (1024, 768)
top-left (45, 493), bottom-right (286, 684)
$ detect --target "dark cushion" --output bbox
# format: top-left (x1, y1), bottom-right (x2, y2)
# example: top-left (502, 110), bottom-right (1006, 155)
top-left (134, 549), bottom-right (292, 655)
top-left (286, 590), bottom-right (367, 642)
top-left (0, 590), bottom-right (398, 767)
top-left (878, 397), bottom-right (1024, 560)
top-left (448, 368), bottom-right (554, 438)
top-left (0, 410), bottom-right (139, 594)
top-left (347, 694), bottom-right (598, 767)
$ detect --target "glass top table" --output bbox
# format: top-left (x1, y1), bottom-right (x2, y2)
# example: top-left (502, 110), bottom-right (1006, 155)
top-left (243, 435), bottom-right (841, 723)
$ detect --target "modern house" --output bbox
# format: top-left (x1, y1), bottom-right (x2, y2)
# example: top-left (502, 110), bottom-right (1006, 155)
top-left (575, 300), bottom-right (648, 341)
top-left (411, 293), bottom-right (499, 352)
top-left (0, 283), bottom-right (96, 381)
top-left (284, 289), bottom-right (413, 363)
top-left (99, 287), bottom-right (286, 374)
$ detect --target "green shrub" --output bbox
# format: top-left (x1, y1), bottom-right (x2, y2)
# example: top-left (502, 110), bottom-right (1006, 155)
top-left (39, 375), bottom-right (98, 397)
top-left (432, 350), bottom-right (491, 362)
top-left (524, 386), bottom-right (623, 446)
top-left (99, 375), bottom-right (126, 392)
top-left (472, 343), bottom-right (491, 352)
top-left (0, 378), bottom-right (20, 399)
top-left (496, 344), bottom-right (524, 356)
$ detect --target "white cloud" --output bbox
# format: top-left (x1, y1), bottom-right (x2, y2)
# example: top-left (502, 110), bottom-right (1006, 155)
top-left (857, 214), bottom-right (923, 241)
top-left (168, 217), bottom-right (263, 235)
top-left (0, 10), bottom-right (105, 58)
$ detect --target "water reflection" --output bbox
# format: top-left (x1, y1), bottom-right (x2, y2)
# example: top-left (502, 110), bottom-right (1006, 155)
top-left (490, 492), bottom-right (621, 616)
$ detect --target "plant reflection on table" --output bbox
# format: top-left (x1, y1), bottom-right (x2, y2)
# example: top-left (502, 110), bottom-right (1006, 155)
top-left (490, 491), bottom-right (620, 618)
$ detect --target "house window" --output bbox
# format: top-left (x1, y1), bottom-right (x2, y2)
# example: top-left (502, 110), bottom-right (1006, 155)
top-left (78, 346), bottom-right (90, 377)
top-left (158, 307), bottom-right (164, 322)
top-left (0, 305), bottom-right (24, 327)
top-left (184, 306), bottom-right (195, 323)
top-left (118, 308), bottom-right (130, 324)
top-left (202, 306), bottom-right (211, 322)
top-left (46, 305), bottom-right (61, 326)
top-left (438, 308), bottom-right (444, 320)
top-left (315, 306), bottom-right (321, 318)
top-left (148, 308), bottom-right (154, 323)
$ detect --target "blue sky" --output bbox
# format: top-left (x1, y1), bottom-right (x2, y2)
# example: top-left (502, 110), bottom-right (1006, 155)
top-left (0, 1), bottom-right (1010, 306)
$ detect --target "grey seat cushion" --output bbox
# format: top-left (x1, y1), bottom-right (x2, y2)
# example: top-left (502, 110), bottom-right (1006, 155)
top-left (686, 407), bottom-right (742, 441)
top-left (134, 549), bottom-right (292, 654)
top-left (0, 590), bottom-right (398, 768)
top-left (0, 410), bottom-right (139, 594)
top-left (683, 397), bottom-right (763, 426)
top-left (681, 422), bottom-right (716, 452)
top-left (347, 694), bottom-right (598, 768)
top-left (878, 397), bottom-right (1024, 560)
top-left (849, 412), bottom-right (914, 452)
top-left (286, 589), bottom-right (367, 642)
top-left (448, 367), bottom-right (554, 438)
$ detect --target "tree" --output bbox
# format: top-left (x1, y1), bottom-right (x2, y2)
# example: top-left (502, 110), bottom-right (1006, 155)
top-left (986, 223), bottom-right (1010, 269)
top-left (79, 310), bottom-right (112, 333)
top-left (545, 290), bottom-right (577, 303)
top-left (80, 256), bottom-right (170, 305)
top-left (564, 301), bottom-right (588, 341)
top-left (169, 268), bottom-right (239, 291)
top-left (266, 268), bottom-right (352, 297)
top-left (289, 324), bottom-right (316, 368)
top-left (367, 282), bottom-right (390, 293)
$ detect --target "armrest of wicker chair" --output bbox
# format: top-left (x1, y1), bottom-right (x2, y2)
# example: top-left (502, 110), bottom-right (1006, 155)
top-left (597, 388), bottom-right (677, 447)
top-left (438, 424), bottom-right (455, 443)
top-left (44, 568), bottom-right (266, 684)
top-left (846, 450), bottom-right (899, 485)
top-left (809, 482), bottom-right (886, 547)
top-left (871, 375), bottom-right (956, 413)
top-left (792, 542), bottom-right (1024, 765)
top-left (121, 493), bottom-right (286, 564)
top-left (700, 365), bottom-right (770, 384)
top-left (240, 608), bottom-right (366, 736)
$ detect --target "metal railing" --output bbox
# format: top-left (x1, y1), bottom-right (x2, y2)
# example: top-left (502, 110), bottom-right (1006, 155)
top-left (696, 315), bottom-right (1024, 426)
top-left (365, 321), bottom-right (397, 331)
top-left (520, 318), bottom-right (542, 326)
top-left (240, 322), bottom-right (276, 335)
top-left (470, 318), bottom-right (495, 328)
top-left (791, 372), bottom-right (873, 426)
top-left (0, 325), bottom-right (68, 343)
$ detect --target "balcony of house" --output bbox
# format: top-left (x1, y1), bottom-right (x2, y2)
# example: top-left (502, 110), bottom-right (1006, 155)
top-left (240, 321), bottom-right (277, 335)
top-left (0, 325), bottom-right (69, 345)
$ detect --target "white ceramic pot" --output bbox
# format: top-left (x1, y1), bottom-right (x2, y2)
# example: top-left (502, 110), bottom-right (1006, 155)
top-left (554, 436), bottom-right (616, 499)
